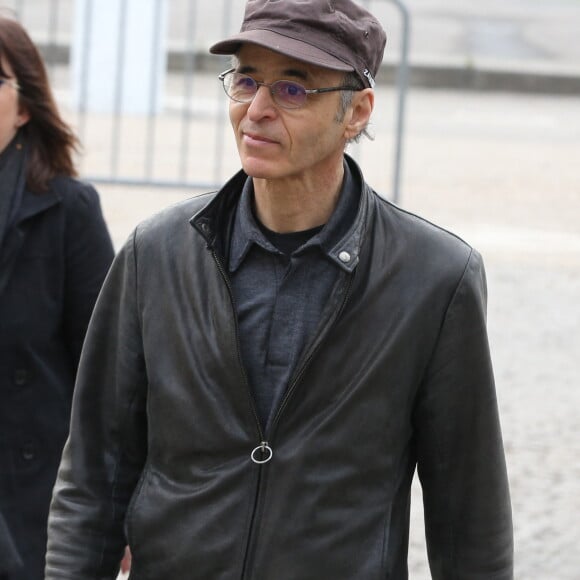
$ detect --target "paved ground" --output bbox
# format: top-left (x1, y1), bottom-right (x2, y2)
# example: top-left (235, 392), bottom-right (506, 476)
top-left (397, 89), bottom-right (580, 579)
top-left (100, 86), bottom-right (580, 579)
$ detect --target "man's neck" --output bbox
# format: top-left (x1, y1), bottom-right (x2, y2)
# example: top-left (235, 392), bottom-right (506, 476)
top-left (252, 163), bottom-right (345, 234)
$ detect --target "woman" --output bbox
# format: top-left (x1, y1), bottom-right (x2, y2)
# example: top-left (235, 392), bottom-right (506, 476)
top-left (0, 16), bottom-right (114, 579)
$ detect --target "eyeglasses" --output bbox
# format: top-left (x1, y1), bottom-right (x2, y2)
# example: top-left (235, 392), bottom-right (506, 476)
top-left (0, 77), bottom-right (20, 91)
top-left (218, 68), bottom-right (362, 110)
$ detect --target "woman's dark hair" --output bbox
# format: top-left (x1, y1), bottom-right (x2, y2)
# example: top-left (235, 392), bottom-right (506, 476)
top-left (0, 15), bottom-right (79, 191)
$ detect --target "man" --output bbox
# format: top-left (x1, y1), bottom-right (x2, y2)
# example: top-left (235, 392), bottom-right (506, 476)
top-left (46, 0), bottom-right (513, 578)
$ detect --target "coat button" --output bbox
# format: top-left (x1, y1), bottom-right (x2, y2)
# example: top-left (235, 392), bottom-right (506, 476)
top-left (21, 442), bottom-right (35, 461)
top-left (14, 369), bottom-right (28, 386)
top-left (338, 251), bottom-right (352, 263)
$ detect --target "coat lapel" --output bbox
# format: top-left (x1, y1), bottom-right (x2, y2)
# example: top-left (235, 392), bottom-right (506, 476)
top-left (0, 188), bottom-right (60, 298)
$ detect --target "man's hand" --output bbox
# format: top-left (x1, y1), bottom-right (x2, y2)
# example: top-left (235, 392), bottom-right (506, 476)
top-left (120, 546), bottom-right (132, 574)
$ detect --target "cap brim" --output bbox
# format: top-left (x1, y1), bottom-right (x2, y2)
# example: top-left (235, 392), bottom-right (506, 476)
top-left (209, 29), bottom-right (354, 73)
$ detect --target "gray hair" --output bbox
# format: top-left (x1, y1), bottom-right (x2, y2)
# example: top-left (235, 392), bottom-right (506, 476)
top-left (336, 72), bottom-right (373, 144)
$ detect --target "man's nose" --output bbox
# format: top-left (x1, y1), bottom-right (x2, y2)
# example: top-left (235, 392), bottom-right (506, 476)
top-left (246, 84), bottom-right (278, 119)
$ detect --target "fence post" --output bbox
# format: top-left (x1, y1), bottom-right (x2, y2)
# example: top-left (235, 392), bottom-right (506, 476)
top-left (388, 0), bottom-right (411, 205)
top-left (72, 0), bottom-right (167, 114)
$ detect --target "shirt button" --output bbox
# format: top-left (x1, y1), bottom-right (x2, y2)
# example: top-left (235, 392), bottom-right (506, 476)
top-left (338, 251), bottom-right (351, 263)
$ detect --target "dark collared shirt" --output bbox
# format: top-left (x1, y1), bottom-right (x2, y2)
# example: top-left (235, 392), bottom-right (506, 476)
top-left (228, 160), bottom-right (360, 430)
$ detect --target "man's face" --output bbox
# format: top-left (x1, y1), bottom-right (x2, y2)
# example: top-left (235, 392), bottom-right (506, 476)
top-left (229, 44), bottom-right (352, 185)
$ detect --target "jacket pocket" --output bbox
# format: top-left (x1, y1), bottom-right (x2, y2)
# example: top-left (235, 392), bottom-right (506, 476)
top-left (124, 464), bottom-right (152, 549)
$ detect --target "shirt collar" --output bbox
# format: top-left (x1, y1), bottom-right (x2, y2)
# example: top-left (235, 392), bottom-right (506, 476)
top-left (229, 158), bottom-right (362, 274)
top-left (229, 178), bottom-right (280, 273)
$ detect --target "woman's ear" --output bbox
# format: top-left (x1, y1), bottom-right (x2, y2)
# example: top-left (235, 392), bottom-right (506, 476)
top-left (344, 88), bottom-right (374, 141)
top-left (16, 105), bottom-right (30, 128)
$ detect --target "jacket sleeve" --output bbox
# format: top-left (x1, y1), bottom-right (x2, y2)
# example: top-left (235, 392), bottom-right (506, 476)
top-left (46, 229), bottom-right (147, 579)
top-left (414, 249), bottom-right (514, 579)
top-left (62, 182), bottom-right (115, 371)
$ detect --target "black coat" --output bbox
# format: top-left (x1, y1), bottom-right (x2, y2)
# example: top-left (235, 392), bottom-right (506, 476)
top-left (0, 176), bottom-right (114, 580)
top-left (0, 511), bottom-right (22, 578)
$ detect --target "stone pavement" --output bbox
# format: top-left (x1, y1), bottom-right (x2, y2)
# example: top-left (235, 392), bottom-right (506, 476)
top-left (398, 90), bottom-right (580, 579)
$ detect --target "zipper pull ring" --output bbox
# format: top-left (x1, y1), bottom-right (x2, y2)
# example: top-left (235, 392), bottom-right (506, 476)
top-left (250, 441), bottom-right (273, 464)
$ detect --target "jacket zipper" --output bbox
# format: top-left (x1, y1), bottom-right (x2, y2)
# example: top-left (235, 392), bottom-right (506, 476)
top-left (210, 248), bottom-right (264, 440)
top-left (241, 273), bottom-right (355, 579)
top-left (209, 248), bottom-right (272, 580)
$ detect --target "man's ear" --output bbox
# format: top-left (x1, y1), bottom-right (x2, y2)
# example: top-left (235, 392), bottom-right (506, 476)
top-left (343, 88), bottom-right (374, 141)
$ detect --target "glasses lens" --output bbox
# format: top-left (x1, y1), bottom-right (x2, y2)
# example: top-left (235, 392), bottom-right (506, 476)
top-left (225, 73), bottom-right (257, 102)
top-left (272, 80), bottom-right (307, 108)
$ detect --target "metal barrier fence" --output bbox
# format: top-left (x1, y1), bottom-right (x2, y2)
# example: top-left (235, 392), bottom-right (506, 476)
top-left (8, 0), bottom-right (410, 203)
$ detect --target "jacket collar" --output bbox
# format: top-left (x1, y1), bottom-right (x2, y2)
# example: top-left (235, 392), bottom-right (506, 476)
top-left (0, 185), bottom-right (61, 298)
top-left (191, 154), bottom-right (371, 274)
top-left (16, 187), bottom-right (61, 224)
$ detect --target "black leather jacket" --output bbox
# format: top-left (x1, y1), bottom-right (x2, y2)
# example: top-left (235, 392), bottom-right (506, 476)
top-left (46, 160), bottom-right (513, 579)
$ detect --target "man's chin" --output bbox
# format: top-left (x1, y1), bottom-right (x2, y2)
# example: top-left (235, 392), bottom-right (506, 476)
top-left (240, 159), bottom-right (281, 180)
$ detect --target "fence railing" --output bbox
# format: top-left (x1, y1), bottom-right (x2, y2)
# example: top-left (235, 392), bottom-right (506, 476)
top-left (10, 0), bottom-right (410, 202)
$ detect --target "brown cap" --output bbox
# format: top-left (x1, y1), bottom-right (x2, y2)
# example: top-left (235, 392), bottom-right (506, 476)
top-left (209, 0), bottom-right (387, 89)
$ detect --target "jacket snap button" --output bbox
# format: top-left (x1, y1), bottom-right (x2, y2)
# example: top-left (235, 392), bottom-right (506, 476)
top-left (338, 251), bottom-right (351, 263)
top-left (14, 369), bottom-right (28, 386)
